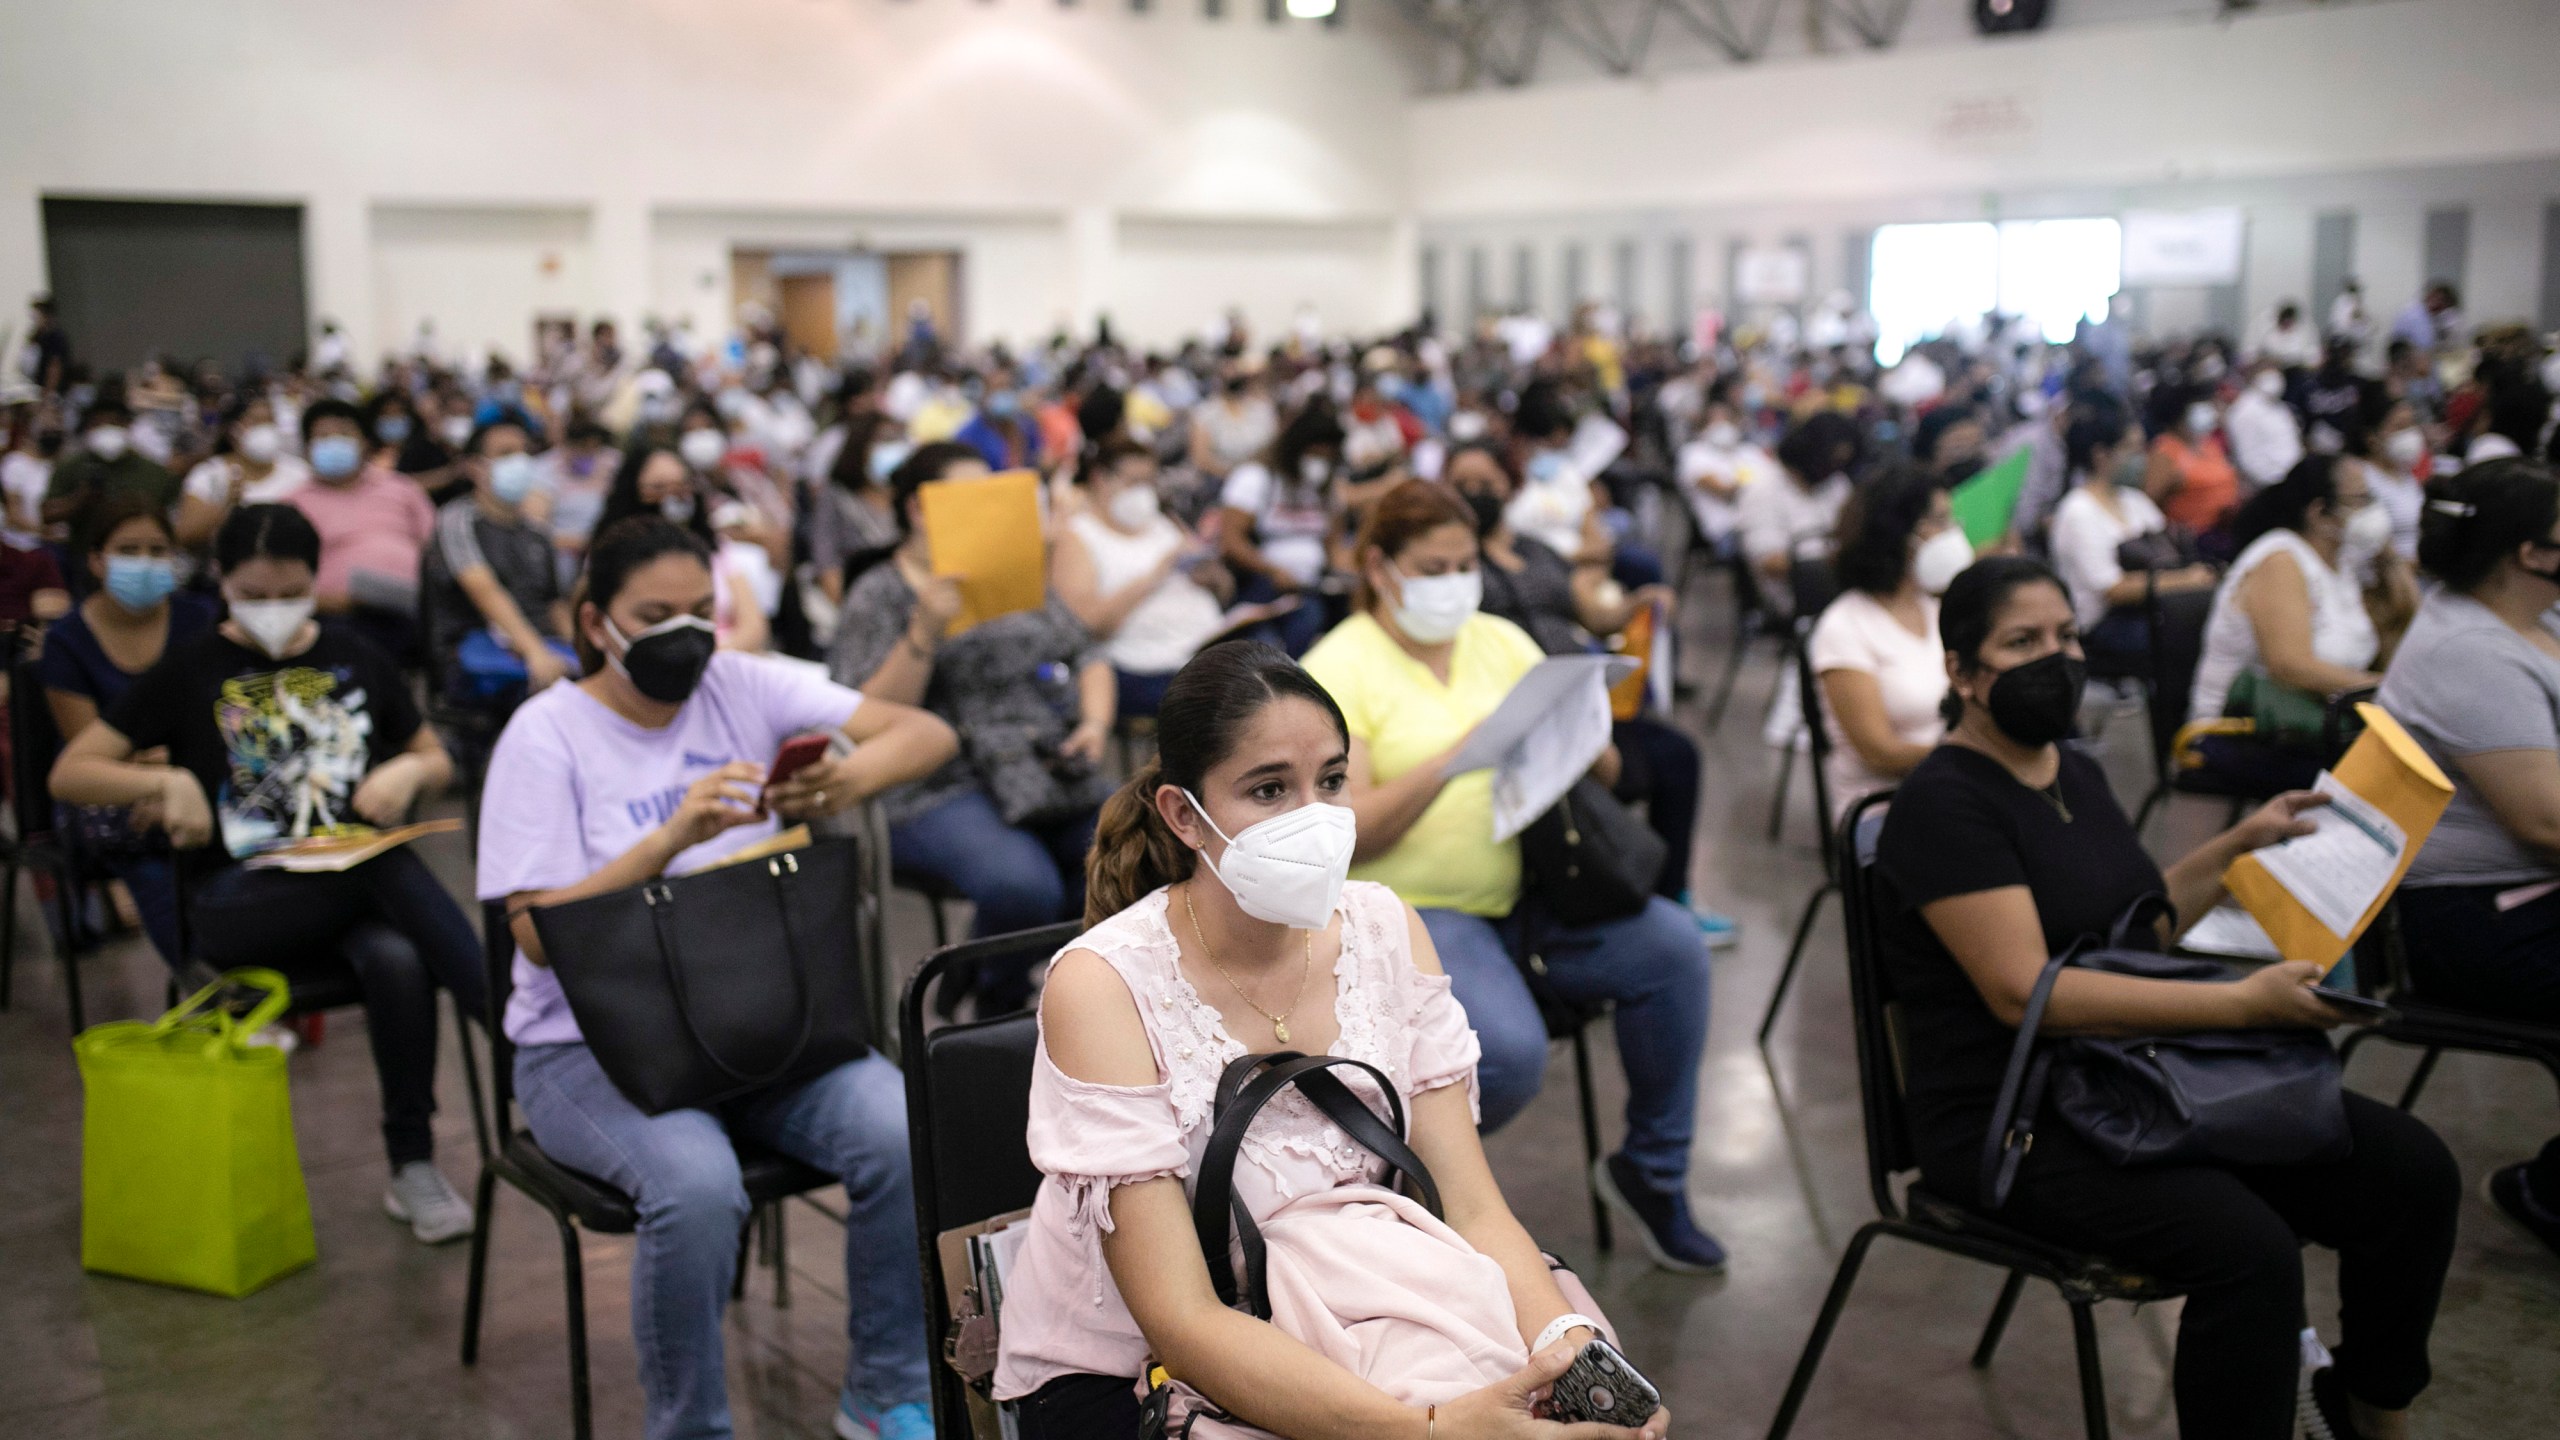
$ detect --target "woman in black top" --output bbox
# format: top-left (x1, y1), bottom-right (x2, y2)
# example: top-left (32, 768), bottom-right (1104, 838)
top-left (1875, 556), bottom-right (2457, 1440)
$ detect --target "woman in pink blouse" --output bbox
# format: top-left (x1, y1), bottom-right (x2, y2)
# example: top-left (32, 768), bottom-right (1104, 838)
top-left (992, 642), bottom-right (1667, 1440)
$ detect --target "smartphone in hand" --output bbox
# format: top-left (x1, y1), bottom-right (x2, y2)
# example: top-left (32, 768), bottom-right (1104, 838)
top-left (761, 734), bottom-right (832, 810)
top-left (2313, 985), bottom-right (2391, 1019)
top-left (1538, 1338), bottom-right (1662, 1428)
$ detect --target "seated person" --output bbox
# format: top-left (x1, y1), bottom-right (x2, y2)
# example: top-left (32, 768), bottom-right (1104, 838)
top-left (40, 497), bottom-right (215, 966)
top-left (1808, 468), bottom-right (1962, 821)
top-left (805, 412), bottom-right (906, 612)
top-left (535, 416), bottom-right (621, 585)
top-left (1737, 411), bottom-right (1857, 615)
top-left (1055, 439), bottom-right (1233, 723)
top-left (2048, 406), bottom-right (2219, 663)
top-left (1303, 480), bottom-right (1721, 1273)
top-left (2144, 382), bottom-right (2242, 540)
top-left (175, 394), bottom-right (311, 551)
top-left (478, 515), bottom-right (958, 1440)
top-left (1674, 386), bottom-right (1777, 559)
top-left (598, 441), bottom-right (768, 655)
top-left (52, 504), bottom-right (489, 1245)
top-left (2375, 458), bottom-right (2560, 1260)
top-left (1217, 405), bottom-right (1341, 656)
top-left (993, 642), bottom-right (1669, 1440)
top-left (2189, 457), bottom-right (2394, 793)
top-left (44, 395), bottom-right (180, 559)
top-left (286, 398), bottom-right (436, 662)
top-left (1877, 556), bottom-right (2458, 1440)
top-left (1448, 442), bottom-right (1733, 945)
top-left (422, 417), bottom-right (569, 701)
top-left (829, 442), bottom-right (1115, 1016)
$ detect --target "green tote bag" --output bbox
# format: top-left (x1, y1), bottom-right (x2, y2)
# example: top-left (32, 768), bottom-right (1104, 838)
top-left (75, 969), bottom-right (318, 1297)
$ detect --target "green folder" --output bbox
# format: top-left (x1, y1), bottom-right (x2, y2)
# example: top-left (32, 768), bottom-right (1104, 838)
top-left (1949, 447), bottom-right (2030, 548)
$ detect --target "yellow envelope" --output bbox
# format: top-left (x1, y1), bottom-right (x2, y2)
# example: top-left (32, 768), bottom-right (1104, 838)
top-left (2221, 703), bottom-right (2453, 970)
top-left (918, 469), bottom-right (1045, 634)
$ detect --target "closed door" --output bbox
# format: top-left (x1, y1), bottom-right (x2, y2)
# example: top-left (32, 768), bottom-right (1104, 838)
top-left (885, 251), bottom-right (960, 347)
top-left (779, 273), bottom-right (838, 359)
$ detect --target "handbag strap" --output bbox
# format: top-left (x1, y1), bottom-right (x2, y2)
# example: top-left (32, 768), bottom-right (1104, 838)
top-left (1192, 1052), bottom-right (1442, 1318)
top-left (1980, 942), bottom-right (2079, 1211)
top-left (648, 854), bottom-right (820, 1089)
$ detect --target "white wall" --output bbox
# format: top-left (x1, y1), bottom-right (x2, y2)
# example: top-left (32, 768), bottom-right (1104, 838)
top-left (0, 0), bottom-right (1420, 362)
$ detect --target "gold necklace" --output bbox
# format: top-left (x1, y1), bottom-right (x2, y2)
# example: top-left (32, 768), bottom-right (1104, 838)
top-left (1182, 883), bottom-right (1315, 1045)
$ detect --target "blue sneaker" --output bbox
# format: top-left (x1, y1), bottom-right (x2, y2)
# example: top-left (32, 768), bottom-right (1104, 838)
top-left (1593, 1152), bottom-right (1727, 1275)
top-left (836, 1396), bottom-right (934, 1440)
top-left (1679, 892), bottom-right (1742, 950)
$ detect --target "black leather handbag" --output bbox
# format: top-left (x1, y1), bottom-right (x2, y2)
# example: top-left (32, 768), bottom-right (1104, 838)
top-left (529, 839), bottom-right (874, 1115)
top-left (1520, 777), bottom-right (1666, 926)
top-left (1980, 895), bottom-right (2350, 1209)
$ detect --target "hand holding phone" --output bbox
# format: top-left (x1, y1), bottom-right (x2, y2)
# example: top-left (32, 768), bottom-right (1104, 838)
top-left (2312, 985), bottom-right (2391, 1020)
top-left (1537, 1338), bottom-right (1663, 1429)
top-left (761, 734), bottom-right (832, 811)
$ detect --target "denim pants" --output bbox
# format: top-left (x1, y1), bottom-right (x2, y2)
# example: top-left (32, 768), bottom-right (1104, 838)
top-left (2398, 882), bottom-right (2560, 1195)
top-left (1418, 895), bottom-right (1711, 1192)
top-left (189, 848), bottom-right (487, 1168)
top-left (515, 1043), bottom-right (930, 1440)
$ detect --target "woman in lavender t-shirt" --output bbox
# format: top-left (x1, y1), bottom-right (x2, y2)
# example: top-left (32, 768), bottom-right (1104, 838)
top-left (476, 516), bottom-right (957, 1440)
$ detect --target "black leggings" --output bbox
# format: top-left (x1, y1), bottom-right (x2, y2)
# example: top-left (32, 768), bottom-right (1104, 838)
top-left (1011, 1373), bottom-right (1141, 1440)
top-left (2398, 881), bottom-right (2560, 1193)
top-left (189, 849), bottom-right (488, 1169)
top-left (1922, 1091), bottom-right (2459, 1440)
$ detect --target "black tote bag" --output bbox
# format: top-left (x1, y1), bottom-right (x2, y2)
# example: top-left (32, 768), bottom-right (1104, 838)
top-left (1519, 777), bottom-right (1666, 926)
top-left (530, 839), bottom-right (874, 1115)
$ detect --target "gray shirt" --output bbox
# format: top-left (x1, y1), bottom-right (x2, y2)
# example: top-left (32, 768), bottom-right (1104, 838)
top-left (2377, 591), bottom-right (2560, 889)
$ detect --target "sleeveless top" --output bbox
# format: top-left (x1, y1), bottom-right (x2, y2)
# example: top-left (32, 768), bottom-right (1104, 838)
top-left (1064, 511), bottom-right (1227, 675)
top-left (2190, 528), bottom-right (2377, 723)
top-left (991, 880), bottom-right (1484, 1400)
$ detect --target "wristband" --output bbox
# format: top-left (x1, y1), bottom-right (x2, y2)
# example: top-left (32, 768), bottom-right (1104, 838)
top-left (1533, 1313), bottom-right (1602, 1355)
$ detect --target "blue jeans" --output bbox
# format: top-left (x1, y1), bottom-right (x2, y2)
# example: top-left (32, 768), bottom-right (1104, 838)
top-left (1419, 896), bottom-right (1711, 1192)
top-left (515, 1043), bottom-right (929, 1440)
top-left (889, 788), bottom-right (1098, 1008)
top-left (1236, 572), bottom-right (1325, 656)
top-left (1116, 668), bottom-right (1175, 722)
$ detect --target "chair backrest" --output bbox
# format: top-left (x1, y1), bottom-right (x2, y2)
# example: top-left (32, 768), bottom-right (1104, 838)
top-left (1834, 788), bottom-right (1915, 1221)
top-left (1788, 555), bottom-right (1841, 622)
top-left (2138, 578), bottom-right (2217, 767)
top-left (1790, 619), bottom-right (1838, 866)
top-left (10, 651), bottom-right (65, 841)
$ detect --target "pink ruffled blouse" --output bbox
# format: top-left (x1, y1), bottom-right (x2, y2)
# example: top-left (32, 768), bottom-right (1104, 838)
top-left (991, 880), bottom-right (1488, 1403)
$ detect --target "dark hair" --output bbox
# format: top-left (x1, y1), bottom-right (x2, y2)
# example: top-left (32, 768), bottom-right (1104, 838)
top-left (2064, 404), bottom-right (2131, 479)
top-left (886, 441), bottom-right (990, 538)
top-left (2416, 459), bottom-right (2560, 593)
top-left (1270, 402), bottom-right (1347, 498)
top-left (677, 398), bottom-right (725, 434)
top-left (1911, 403), bottom-right (1979, 464)
top-left (599, 442), bottom-right (715, 547)
top-left (1440, 440), bottom-right (1515, 492)
top-left (1512, 379), bottom-right (1573, 443)
top-left (1834, 467), bottom-right (1941, 597)
top-left (2231, 454), bottom-right (2344, 553)
top-left (1350, 479), bottom-right (1476, 612)
top-left (466, 415), bottom-right (531, 456)
top-left (2485, 377), bottom-right (2553, 451)
top-left (81, 397), bottom-right (134, 428)
top-left (86, 492), bottom-right (178, 554)
top-left (1776, 411), bottom-right (1859, 486)
top-left (1084, 641), bottom-right (1350, 924)
top-left (214, 502), bottom-right (322, 575)
top-left (825, 411), bottom-right (893, 495)
top-left (2144, 379), bottom-right (2207, 438)
top-left (1075, 437), bottom-right (1153, 488)
top-left (570, 516), bottom-right (714, 674)
top-left (1936, 555), bottom-right (2066, 726)
top-left (299, 397), bottom-right (365, 445)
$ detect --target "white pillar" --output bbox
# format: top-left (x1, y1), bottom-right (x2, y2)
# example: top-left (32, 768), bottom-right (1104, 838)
top-left (1066, 205), bottom-right (1116, 343)
top-left (594, 194), bottom-right (652, 338)
top-left (0, 184), bottom-right (43, 351)
top-left (304, 190), bottom-right (374, 368)
top-left (1384, 215), bottom-right (1421, 331)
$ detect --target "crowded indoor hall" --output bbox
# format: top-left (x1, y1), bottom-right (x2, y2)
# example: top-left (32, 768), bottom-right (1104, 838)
top-left (5, 0), bottom-right (2559, 1436)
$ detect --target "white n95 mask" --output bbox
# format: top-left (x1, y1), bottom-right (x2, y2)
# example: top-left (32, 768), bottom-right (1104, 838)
top-left (1389, 564), bottom-right (1481, 644)
top-left (1184, 792), bottom-right (1357, 931)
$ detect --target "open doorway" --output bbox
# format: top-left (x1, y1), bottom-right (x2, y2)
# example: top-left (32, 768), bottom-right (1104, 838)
top-left (729, 247), bottom-right (963, 363)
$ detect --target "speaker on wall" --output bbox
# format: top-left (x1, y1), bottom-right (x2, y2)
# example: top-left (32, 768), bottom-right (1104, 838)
top-left (1973, 0), bottom-right (2051, 35)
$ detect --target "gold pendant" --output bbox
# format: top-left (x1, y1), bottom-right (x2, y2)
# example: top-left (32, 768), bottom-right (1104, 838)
top-left (1273, 1019), bottom-right (1291, 1044)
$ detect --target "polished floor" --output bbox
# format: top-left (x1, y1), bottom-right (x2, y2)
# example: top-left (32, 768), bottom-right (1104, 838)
top-left (4, 582), bottom-right (2557, 1439)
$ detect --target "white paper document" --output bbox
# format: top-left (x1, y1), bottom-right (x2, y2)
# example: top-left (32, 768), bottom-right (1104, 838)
top-left (1447, 654), bottom-right (1635, 842)
top-left (2182, 903), bottom-right (2284, 963)
top-left (2248, 770), bottom-right (2408, 940)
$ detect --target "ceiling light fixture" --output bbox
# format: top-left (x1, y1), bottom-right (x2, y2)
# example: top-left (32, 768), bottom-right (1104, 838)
top-left (1285, 0), bottom-right (1336, 18)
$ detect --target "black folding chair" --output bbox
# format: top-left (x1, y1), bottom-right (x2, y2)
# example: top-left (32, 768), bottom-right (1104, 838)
top-left (1705, 545), bottom-right (1780, 730)
top-left (458, 900), bottom-right (832, 1440)
top-left (1766, 791), bottom-right (2176, 1440)
top-left (2337, 897), bottom-right (2560, 1113)
top-left (4, 650), bottom-right (94, 1029)
top-left (1758, 621), bottom-right (1846, 1047)
top-left (903, 924), bottom-right (1081, 1439)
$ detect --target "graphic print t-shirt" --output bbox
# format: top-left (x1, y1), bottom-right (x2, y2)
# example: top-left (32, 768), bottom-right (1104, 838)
top-left (106, 625), bottom-right (419, 879)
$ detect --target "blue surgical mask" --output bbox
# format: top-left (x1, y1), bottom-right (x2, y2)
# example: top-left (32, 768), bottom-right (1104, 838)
top-left (489, 452), bottom-right (538, 505)
top-left (375, 415), bottom-right (414, 444)
top-left (986, 391), bottom-right (1020, 419)
top-left (103, 554), bottom-right (178, 612)
top-left (869, 441), bottom-right (913, 485)
top-left (310, 434), bottom-right (363, 479)
top-left (1525, 449), bottom-right (1572, 486)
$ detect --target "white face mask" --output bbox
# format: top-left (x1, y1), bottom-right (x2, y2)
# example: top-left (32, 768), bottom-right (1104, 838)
top-left (679, 428), bottom-right (729, 470)
top-left (1297, 454), bottom-right (1331, 486)
top-left (230, 597), bottom-right (315, 658)
top-left (1703, 420), bottom-right (1742, 448)
top-left (2384, 429), bottom-right (2426, 468)
top-left (1106, 482), bottom-right (1160, 531)
top-left (439, 415), bottom-right (473, 446)
top-left (2340, 501), bottom-right (2392, 567)
top-left (1388, 563), bottom-right (1481, 644)
top-left (1911, 525), bottom-right (1975, 596)
top-left (237, 423), bottom-right (283, 464)
top-left (2184, 402), bottom-right (2219, 436)
top-left (85, 426), bottom-right (130, 461)
top-left (1183, 791), bottom-right (1357, 931)
top-left (1447, 411), bottom-right (1488, 442)
top-left (2252, 371), bottom-right (2285, 398)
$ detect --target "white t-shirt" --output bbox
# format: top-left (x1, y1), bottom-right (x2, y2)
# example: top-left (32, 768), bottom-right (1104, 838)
top-left (2049, 485), bottom-right (2168, 631)
top-left (1220, 461), bottom-right (1331, 586)
top-left (1736, 473), bottom-right (1850, 608)
top-left (2223, 389), bottom-right (2304, 490)
top-left (1065, 512), bottom-right (1226, 675)
top-left (2191, 528), bottom-right (2377, 723)
top-left (182, 454), bottom-right (311, 508)
top-left (0, 451), bottom-right (52, 546)
top-left (1675, 438), bottom-right (1779, 542)
top-left (1807, 589), bottom-right (1946, 820)
top-left (1197, 398), bottom-right (1278, 472)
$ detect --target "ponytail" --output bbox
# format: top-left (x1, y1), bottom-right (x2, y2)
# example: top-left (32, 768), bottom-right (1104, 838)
top-left (1085, 758), bottom-right (1198, 926)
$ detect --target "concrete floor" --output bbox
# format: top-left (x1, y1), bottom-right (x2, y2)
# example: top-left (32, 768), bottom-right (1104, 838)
top-left (3, 582), bottom-right (2557, 1439)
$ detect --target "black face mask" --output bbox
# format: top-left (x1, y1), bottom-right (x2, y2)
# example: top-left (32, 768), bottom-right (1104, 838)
top-left (1940, 453), bottom-right (1986, 486)
top-left (1983, 649), bottom-right (2086, 746)
top-left (1460, 487), bottom-right (1504, 537)
top-left (607, 615), bottom-right (717, 704)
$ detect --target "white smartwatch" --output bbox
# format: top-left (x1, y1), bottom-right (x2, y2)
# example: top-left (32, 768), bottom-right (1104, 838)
top-left (1533, 1313), bottom-right (1603, 1355)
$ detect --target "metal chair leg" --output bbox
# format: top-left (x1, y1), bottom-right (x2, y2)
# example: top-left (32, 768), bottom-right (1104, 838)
top-left (1765, 1221), bottom-right (1884, 1440)
top-left (557, 1214), bottom-right (595, 1440)
top-left (1971, 1270), bottom-right (2028, 1369)
top-left (1571, 1023), bottom-right (1611, 1254)
top-left (0, 850), bottom-right (20, 1011)
top-left (1757, 881), bottom-right (1835, 1048)
top-left (1707, 629), bottom-right (1754, 730)
top-left (732, 1211), bottom-right (753, 1302)
top-left (57, 875), bottom-right (85, 1034)
top-left (1766, 745), bottom-right (1797, 842)
top-left (771, 1199), bottom-right (791, 1309)
top-left (461, 1166), bottom-right (500, 1364)
top-left (2132, 781), bottom-right (2167, 835)
top-left (2396, 1047), bottom-right (2443, 1111)
top-left (2068, 1297), bottom-right (2111, 1440)
top-left (928, 896), bottom-right (950, 951)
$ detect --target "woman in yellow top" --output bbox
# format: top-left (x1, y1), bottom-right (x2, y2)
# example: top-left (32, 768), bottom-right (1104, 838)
top-left (1301, 480), bottom-right (1721, 1274)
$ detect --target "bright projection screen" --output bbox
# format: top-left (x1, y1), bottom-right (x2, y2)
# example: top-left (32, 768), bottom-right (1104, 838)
top-left (1868, 218), bottom-right (2123, 364)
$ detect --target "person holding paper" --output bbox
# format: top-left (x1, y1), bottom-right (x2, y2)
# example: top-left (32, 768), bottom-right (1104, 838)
top-left (2378, 458), bottom-right (2560, 1260)
top-left (1876, 555), bottom-right (2459, 1440)
top-left (1056, 438), bottom-right (1233, 722)
top-left (830, 441), bottom-right (1116, 1016)
top-left (1302, 481), bottom-right (1722, 1275)
top-left (51, 504), bottom-right (493, 1248)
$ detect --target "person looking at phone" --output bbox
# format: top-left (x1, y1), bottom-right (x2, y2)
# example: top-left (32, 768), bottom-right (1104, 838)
top-left (1874, 555), bottom-right (2459, 1440)
top-left (994, 640), bottom-right (1668, 1440)
top-left (475, 514), bottom-right (957, 1440)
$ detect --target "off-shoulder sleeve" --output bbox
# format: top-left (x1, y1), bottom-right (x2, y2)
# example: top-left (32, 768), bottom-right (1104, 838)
top-left (1026, 1046), bottom-right (1193, 1242)
top-left (1403, 966), bottom-right (1483, 1122)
